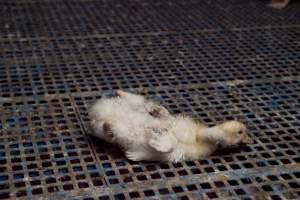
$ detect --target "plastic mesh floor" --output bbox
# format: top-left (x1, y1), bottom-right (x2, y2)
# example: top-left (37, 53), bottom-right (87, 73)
top-left (1, 0), bottom-right (300, 199)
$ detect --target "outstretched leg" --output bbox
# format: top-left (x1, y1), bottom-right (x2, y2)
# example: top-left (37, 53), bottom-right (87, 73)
top-left (89, 118), bottom-right (114, 143)
top-left (116, 90), bottom-right (170, 118)
top-left (125, 151), bottom-right (146, 161)
top-left (103, 122), bottom-right (113, 136)
top-left (115, 90), bottom-right (145, 105)
top-left (145, 102), bottom-right (170, 119)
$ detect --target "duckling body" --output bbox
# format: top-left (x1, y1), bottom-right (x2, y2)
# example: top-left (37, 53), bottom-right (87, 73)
top-left (89, 90), bottom-right (253, 162)
top-left (89, 91), bottom-right (171, 148)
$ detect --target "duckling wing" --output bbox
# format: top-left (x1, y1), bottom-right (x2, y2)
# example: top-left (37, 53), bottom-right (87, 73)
top-left (148, 128), bottom-right (178, 153)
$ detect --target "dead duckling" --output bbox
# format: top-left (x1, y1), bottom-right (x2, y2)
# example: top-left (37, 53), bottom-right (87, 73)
top-left (89, 90), bottom-right (253, 162)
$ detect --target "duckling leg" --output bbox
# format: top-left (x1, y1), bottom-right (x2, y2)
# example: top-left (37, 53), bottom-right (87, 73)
top-left (116, 90), bottom-right (170, 118)
top-left (103, 122), bottom-right (113, 135)
top-left (125, 150), bottom-right (147, 161)
top-left (145, 103), bottom-right (170, 119)
top-left (115, 90), bottom-right (145, 105)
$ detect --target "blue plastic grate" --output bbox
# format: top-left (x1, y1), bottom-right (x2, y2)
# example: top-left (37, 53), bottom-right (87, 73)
top-left (0, 0), bottom-right (300, 199)
top-left (0, 96), bottom-right (105, 199)
top-left (1, 27), bottom-right (300, 97)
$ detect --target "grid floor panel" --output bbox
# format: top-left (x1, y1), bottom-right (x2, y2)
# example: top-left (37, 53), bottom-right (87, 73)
top-left (1, 0), bottom-right (299, 38)
top-left (0, 96), bottom-right (105, 199)
top-left (1, 27), bottom-right (300, 97)
top-left (1, 0), bottom-right (300, 199)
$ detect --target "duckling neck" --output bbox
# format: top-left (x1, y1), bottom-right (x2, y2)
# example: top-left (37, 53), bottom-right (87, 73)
top-left (197, 126), bottom-right (227, 146)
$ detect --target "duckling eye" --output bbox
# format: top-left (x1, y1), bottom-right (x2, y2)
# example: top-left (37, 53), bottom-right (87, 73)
top-left (238, 130), bottom-right (243, 134)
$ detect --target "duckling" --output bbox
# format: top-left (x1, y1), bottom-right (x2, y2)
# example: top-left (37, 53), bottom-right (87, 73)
top-left (268, 0), bottom-right (290, 9)
top-left (89, 90), bottom-right (253, 162)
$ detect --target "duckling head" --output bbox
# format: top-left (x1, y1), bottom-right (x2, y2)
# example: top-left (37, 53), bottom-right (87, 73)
top-left (217, 120), bottom-right (253, 147)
